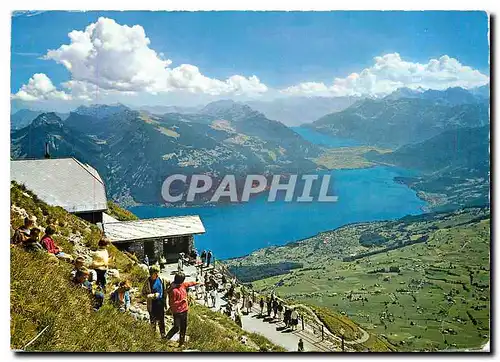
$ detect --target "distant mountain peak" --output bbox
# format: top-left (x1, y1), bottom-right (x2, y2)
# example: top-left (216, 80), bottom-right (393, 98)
top-left (74, 103), bottom-right (131, 118)
top-left (201, 99), bottom-right (260, 120)
top-left (31, 112), bottom-right (63, 128)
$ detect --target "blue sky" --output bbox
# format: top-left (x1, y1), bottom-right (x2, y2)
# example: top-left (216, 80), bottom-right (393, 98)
top-left (10, 11), bottom-right (490, 109)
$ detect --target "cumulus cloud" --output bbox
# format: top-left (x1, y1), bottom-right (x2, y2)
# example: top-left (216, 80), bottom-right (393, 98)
top-left (27, 17), bottom-right (266, 101)
top-left (13, 17), bottom-right (268, 102)
top-left (282, 53), bottom-right (490, 97)
top-left (12, 73), bottom-right (71, 101)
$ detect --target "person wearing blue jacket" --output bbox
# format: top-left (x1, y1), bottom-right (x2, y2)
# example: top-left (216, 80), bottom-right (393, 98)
top-left (141, 265), bottom-right (167, 337)
top-left (110, 280), bottom-right (131, 312)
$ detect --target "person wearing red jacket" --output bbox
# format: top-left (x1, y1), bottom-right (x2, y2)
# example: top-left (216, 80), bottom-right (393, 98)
top-left (40, 225), bottom-right (73, 262)
top-left (164, 272), bottom-right (199, 346)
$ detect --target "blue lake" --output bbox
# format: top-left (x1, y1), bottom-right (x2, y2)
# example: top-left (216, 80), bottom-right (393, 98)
top-left (130, 128), bottom-right (427, 260)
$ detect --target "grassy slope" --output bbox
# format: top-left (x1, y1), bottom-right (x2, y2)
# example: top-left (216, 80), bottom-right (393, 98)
top-left (227, 208), bottom-right (490, 351)
top-left (10, 182), bottom-right (282, 352)
top-left (106, 201), bottom-right (139, 221)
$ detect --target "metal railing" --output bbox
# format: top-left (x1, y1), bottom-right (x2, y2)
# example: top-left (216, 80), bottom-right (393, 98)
top-left (213, 262), bottom-right (345, 351)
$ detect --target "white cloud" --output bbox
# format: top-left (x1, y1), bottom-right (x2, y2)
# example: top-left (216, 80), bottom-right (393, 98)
top-left (282, 53), bottom-right (490, 97)
top-left (29, 17), bottom-right (266, 100)
top-left (12, 73), bottom-right (71, 101)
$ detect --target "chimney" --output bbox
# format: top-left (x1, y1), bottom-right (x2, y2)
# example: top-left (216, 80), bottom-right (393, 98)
top-left (44, 142), bottom-right (51, 159)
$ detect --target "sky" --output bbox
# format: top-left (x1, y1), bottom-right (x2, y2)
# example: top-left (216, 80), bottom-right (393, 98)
top-left (10, 11), bottom-right (490, 111)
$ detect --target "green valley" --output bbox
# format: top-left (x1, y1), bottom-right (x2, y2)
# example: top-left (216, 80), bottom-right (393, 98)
top-left (225, 208), bottom-right (490, 351)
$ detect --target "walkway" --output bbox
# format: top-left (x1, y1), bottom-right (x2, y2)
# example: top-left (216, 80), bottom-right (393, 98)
top-left (159, 263), bottom-right (339, 351)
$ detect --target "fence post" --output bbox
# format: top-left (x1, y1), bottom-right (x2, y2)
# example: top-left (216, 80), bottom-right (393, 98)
top-left (322, 325), bottom-right (324, 341)
top-left (341, 335), bottom-right (345, 352)
top-left (302, 317), bottom-right (305, 331)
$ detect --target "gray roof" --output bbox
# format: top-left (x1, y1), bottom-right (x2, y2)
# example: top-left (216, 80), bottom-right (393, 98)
top-left (11, 158), bottom-right (107, 213)
top-left (103, 215), bottom-right (205, 243)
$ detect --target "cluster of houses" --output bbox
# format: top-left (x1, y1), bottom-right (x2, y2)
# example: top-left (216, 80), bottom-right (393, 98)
top-left (11, 157), bottom-right (205, 263)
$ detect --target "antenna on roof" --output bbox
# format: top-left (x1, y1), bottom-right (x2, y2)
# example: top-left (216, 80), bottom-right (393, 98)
top-left (44, 142), bottom-right (51, 159)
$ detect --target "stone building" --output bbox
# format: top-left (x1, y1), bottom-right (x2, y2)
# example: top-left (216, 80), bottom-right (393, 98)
top-left (102, 215), bottom-right (205, 263)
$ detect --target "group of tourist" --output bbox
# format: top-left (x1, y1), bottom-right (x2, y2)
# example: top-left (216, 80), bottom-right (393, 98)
top-left (12, 216), bottom-right (73, 262)
top-left (12, 215), bottom-right (205, 347)
top-left (260, 294), bottom-right (300, 330)
top-left (142, 264), bottom-right (200, 346)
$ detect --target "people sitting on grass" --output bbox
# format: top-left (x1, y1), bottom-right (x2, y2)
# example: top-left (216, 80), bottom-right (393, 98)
top-left (40, 225), bottom-right (73, 262)
top-left (73, 267), bottom-right (104, 311)
top-left (92, 238), bottom-right (110, 292)
top-left (164, 272), bottom-right (200, 347)
top-left (142, 265), bottom-right (168, 338)
top-left (70, 256), bottom-right (98, 282)
top-left (11, 216), bottom-right (35, 245)
top-left (111, 280), bottom-right (131, 312)
top-left (22, 227), bottom-right (43, 252)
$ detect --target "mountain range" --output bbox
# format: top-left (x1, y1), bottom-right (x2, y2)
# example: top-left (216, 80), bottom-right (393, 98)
top-left (10, 86), bottom-right (490, 209)
top-left (308, 96), bottom-right (489, 147)
top-left (11, 101), bottom-right (322, 205)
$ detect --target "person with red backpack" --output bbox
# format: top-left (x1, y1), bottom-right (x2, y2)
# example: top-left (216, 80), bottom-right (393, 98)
top-left (164, 272), bottom-right (199, 346)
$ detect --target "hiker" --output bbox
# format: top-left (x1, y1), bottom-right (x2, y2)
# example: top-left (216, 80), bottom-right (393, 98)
top-left (189, 249), bottom-right (197, 264)
top-left (159, 255), bottom-right (166, 270)
top-left (178, 253), bottom-right (184, 272)
top-left (234, 302), bottom-right (242, 328)
top-left (210, 287), bottom-right (217, 308)
top-left (290, 308), bottom-right (299, 331)
top-left (259, 297), bottom-right (265, 316)
top-left (92, 238), bottom-right (110, 292)
top-left (144, 254), bottom-right (149, 266)
top-left (73, 267), bottom-right (104, 311)
top-left (22, 227), bottom-right (43, 252)
top-left (298, 338), bottom-right (304, 352)
top-left (266, 297), bottom-right (272, 317)
top-left (224, 301), bottom-right (233, 317)
top-left (272, 298), bottom-right (279, 319)
top-left (283, 307), bottom-right (291, 328)
top-left (40, 225), bottom-right (73, 262)
top-left (246, 298), bottom-right (253, 314)
top-left (203, 286), bottom-right (209, 306)
top-left (11, 216), bottom-right (35, 245)
top-left (277, 302), bottom-right (284, 321)
top-left (165, 272), bottom-right (199, 347)
top-left (206, 250), bottom-right (212, 267)
top-left (110, 280), bottom-right (131, 312)
top-left (200, 250), bottom-right (207, 266)
top-left (142, 265), bottom-right (168, 337)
